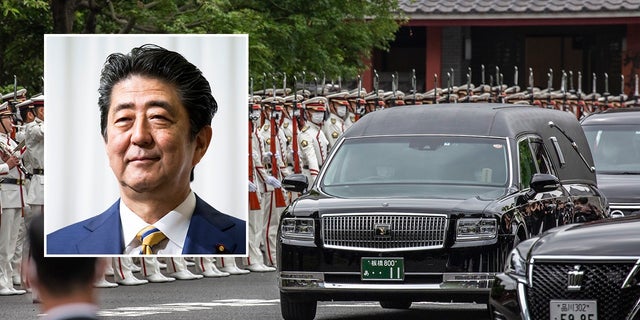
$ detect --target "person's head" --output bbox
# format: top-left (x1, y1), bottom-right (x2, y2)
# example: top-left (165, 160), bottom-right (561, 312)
top-left (98, 44), bottom-right (217, 140)
top-left (28, 214), bottom-right (102, 309)
top-left (331, 99), bottom-right (349, 118)
top-left (249, 96), bottom-right (263, 125)
top-left (16, 99), bottom-right (36, 123)
top-left (303, 96), bottom-right (328, 125)
top-left (31, 94), bottom-right (45, 121)
top-left (97, 44), bottom-right (216, 200)
top-left (0, 102), bottom-right (15, 134)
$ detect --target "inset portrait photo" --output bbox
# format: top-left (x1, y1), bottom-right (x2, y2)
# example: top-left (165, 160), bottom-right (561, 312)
top-left (44, 34), bottom-right (248, 257)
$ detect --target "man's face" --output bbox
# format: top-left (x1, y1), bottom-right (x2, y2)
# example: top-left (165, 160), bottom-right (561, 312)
top-left (35, 107), bottom-right (44, 121)
top-left (105, 75), bottom-right (211, 196)
top-left (0, 114), bottom-right (13, 133)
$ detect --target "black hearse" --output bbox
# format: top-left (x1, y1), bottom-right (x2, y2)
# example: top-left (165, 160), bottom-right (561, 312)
top-left (278, 104), bottom-right (608, 320)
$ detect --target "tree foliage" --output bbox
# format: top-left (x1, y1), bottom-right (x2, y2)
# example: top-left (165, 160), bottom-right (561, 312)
top-left (1, 0), bottom-right (402, 95)
top-left (0, 0), bottom-right (50, 96)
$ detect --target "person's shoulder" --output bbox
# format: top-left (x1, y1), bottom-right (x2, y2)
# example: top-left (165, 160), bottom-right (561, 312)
top-left (47, 202), bottom-right (121, 254)
top-left (193, 195), bottom-right (245, 228)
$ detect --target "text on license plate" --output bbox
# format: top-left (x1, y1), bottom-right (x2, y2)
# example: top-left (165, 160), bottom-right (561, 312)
top-left (549, 300), bottom-right (597, 320)
top-left (361, 257), bottom-right (404, 281)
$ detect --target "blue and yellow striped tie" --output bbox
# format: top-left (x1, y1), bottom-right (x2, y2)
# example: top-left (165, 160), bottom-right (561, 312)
top-left (137, 225), bottom-right (166, 255)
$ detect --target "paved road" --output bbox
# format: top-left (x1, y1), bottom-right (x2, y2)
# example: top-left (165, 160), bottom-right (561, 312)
top-left (0, 267), bottom-right (489, 320)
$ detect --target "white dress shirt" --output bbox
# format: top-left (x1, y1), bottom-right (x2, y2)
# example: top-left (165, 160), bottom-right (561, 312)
top-left (121, 191), bottom-right (196, 255)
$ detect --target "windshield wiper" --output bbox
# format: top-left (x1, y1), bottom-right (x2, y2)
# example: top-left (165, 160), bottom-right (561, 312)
top-left (549, 121), bottom-right (596, 172)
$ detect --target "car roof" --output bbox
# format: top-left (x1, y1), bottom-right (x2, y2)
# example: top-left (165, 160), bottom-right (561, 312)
top-left (345, 103), bottom-right (581, 138)
top-left (580, 107), bottom-right (640, 126)
top-left (343, 103), bottom-right (596, 185)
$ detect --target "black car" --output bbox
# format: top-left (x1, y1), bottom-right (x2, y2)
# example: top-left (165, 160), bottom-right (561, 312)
top-left (488, 214), bottom-right (640, 320)
top-left (278, 104), bottom-right (608, 320)
top-left (581, 107), bottom-right (640, 217)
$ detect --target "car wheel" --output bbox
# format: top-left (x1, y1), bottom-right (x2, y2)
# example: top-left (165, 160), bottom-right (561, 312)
top-left (280, 292), bottom-right (317, 320)
top-left (379, 300), bottom-right (412, 309)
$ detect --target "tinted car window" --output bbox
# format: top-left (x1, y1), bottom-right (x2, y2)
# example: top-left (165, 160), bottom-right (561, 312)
top-left (518, 136), bottom-right (553, 189)
top-left (583, 124), bottom-right (640, 173)
top-left (518, 138), bottom-right (537, 189)
top-left (321, 135), bottom-right (509, 199)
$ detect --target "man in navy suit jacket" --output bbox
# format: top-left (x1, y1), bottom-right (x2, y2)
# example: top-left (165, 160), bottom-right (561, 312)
top-left (47, 44), bottom-right (246, 255)
top-left (47, 195), bottom-right (245, 254)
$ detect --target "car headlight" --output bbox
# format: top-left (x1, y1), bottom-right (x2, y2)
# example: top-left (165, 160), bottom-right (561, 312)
top-left (281, 217), bottom-right (315, 240)
top-left (505, 247), bottom-right (527, 278)
top-left (455, 218), bottom-right (497, 241)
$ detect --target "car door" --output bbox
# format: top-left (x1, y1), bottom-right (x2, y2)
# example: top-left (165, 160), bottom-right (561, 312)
top-left (517, 135), bottom-right (570, 237)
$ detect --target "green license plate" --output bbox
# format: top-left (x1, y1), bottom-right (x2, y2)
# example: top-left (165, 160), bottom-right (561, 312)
top-left (361, 257), bottom-right (404, 281)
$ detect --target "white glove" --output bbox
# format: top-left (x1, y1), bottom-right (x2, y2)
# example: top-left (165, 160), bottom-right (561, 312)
top-left (265, 176), bottom-right (282, 188)
top-left (248, 180), bottom-right (257, 192)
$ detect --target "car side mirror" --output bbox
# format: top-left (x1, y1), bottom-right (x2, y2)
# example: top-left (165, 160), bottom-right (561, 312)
top-left (282, 174), bottom-right (309, 193)
top-left (530, 173), bottom-right (560, 193)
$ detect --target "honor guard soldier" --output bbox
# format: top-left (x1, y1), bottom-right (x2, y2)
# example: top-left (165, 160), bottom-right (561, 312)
top-left (24, 95), bottom-right (44, 218)
top-left (364, 90), bottom-right (385, 113)
top-left (1, 89), bottom-right (27, 108)
top-left (244, 96), bottom-right (275, 272)
top-left (13, 97), bottom-right (40, 290)
top-left (282, 95), bottom-right (305, 177)
top-left (0, 102), bottom-right (27, 296)
top-left (298, 96), bottom-right (329, 185)
top-left (323, 91), bottom-right (349, 150)
top-left (345, 89), bottom-right (364, 127)
top-left (383, 90), bottom-right (406, 108)
top-left (256, 96), bottom-right (290, 267)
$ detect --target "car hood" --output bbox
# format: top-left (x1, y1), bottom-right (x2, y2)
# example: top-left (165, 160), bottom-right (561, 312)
top-left (530, 215), bottom-right (640, 257)
top-left (597, 174), bottom-right (640, 204)
top-left (290, 192), bottom-right (493, 217)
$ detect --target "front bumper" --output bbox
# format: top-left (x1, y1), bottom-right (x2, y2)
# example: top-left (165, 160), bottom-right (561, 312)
top-left (278, 270), bottom-right (494, 302)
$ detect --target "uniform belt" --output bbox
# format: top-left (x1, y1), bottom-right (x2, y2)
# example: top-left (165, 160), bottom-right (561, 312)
top-left (1, 178), bottom-right (26, 185)
top-left (33, 169), bottom-right (44, 175)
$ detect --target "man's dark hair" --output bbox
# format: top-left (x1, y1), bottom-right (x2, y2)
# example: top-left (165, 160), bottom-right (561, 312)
top-left (97, 44), bottom-right (218, 140)
top-left (29, 214), bottom-right (97, 295)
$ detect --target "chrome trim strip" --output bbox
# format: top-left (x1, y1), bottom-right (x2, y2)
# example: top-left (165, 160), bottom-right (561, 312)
top-left (622, 261), bottom-right (640, 289)
top-left (608, 204), bottom-right (640, 208)
top-left (322, 213), bottom-right (449, 218)
top-left (517, 282), bottom-right (532, 320)
top-left (531, 255), bottom-right (640, 262)
top-left (279, 272), bottom-right (496, 291)
top-left (627, 297), bottom-right (640, 320)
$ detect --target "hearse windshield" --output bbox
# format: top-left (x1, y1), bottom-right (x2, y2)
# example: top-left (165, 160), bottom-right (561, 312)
top-left (321, 135), bottom-right (510, 199)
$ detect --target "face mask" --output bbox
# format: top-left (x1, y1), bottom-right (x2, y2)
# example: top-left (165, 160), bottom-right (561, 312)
top-left (273, 111), bottom-right (283, 120)
top-left (251, 110), bottom-right (261, 120)
top-left (293, 109), bottom-right (301, 117)
top-left (336, 106), bottom-right (347, 117)
top-left (311, 112), bottom-right (325, 124)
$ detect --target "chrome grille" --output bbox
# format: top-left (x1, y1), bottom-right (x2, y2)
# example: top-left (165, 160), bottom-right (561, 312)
top-left (526, 261), bottom-right (640, 320)
top-left (321, 213), bottom-right (447, 252)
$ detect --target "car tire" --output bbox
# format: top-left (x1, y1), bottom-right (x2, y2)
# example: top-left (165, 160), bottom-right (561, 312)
top-left (280, 292), bottom-right (317, 320)
top-left (379, 300), bottom-right (412, 309)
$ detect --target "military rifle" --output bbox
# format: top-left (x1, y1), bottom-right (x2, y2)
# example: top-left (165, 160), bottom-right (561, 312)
top-left (355, 75), bottom-right (364, 120)
top-left (411, 69), bottom-right (417, 105)
top-left (603, 73), bottom-right (610, 110)
top-left (292, 75), bottom-right (301, 174)
top-left (576, 71), bottom-right (585, 119)
top-left (248, 77), bottom-right (261, 211)
top-left (270, 76), bottom-right (287, 208)
top-left (433, 73), bottom-right (439, 104)
top-left (528, 67), bottom-right (535, 105)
